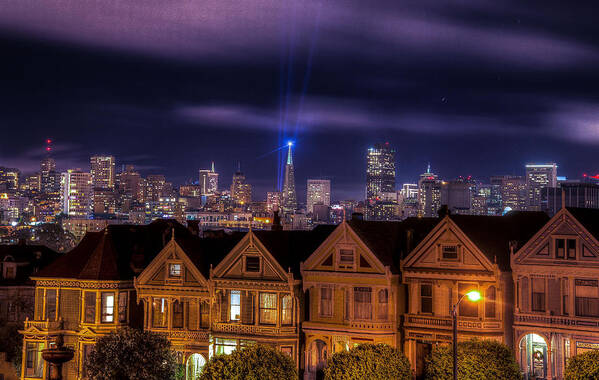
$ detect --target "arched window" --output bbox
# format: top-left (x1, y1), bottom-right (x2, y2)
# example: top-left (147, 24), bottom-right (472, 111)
top-left (377, 289), bottom-right (388, 320)
top-left (281, 295), bottom-right (293, 325)
top-left (485, 286), bottom-right (496, 318)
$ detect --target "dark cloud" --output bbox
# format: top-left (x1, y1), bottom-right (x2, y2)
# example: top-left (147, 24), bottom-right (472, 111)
top-left (1, 0), bottom-right (599, 200)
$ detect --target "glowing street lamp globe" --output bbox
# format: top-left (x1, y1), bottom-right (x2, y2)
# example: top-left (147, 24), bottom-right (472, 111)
top-left (466, 290), bottom-right (481, 302)
top-left (287, 141), bottom-right (293, 146)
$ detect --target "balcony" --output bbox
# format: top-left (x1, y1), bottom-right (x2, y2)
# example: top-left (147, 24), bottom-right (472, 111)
top-left (23, 319), bottom-right (63, 331)
top-left (156, 329), bottom-right (210, 341)
top-left (405, 314), bottom-right (502, 331)
top-left (515, 313), bottom-right (599, 328)
top-left (212, 322), bottom-right (296, 336)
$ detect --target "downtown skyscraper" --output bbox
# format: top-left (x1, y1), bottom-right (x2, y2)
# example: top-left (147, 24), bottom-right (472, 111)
top-left (526, 163), bottom-right (557, 211)
top-left (199, 162), bottom-right (219, 195)
top-left (365, 143), bottom-right (396, 220)
top-left (282, 142), bottom-right (297, 213)
top-left (90, 155), bottom-right (116, 189)
top-left (307, 179), bottom-right (331, 214)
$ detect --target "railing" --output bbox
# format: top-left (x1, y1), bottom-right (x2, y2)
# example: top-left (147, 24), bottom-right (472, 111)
top-left (515, 313), bottom-right (599, 328)
top-left (23, 319), bottom-right (63, 331)
top-left (349, 321), bottom-right (395, 330)
top-left (156, 330), bottom-right (210, 341)
top-left (212, 322), bottom-right (296, 336)
top-left (405, 314), bottom-right (502, 330)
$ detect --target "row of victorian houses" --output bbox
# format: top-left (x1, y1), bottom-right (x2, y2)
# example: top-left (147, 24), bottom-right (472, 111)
top-left (17, 207), bottom-right (599, 380)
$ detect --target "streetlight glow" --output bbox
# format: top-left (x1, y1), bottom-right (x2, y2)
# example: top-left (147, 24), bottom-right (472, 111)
top-left (466, 290), bottom-right (481, 302)
top-left (287, 141), bottom-right (293, 146)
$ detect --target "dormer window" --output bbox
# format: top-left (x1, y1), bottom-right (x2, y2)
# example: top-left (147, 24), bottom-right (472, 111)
top-left (555, 238), bottom-right (576, 260)
top-left (169, 263), bottom-right (182, 278)
top-left (441, 245), bottom-right (458, 260)
top-left (338, 249), bottom-right (354, 269)
top-left (245, 256), bottom-right (260, 272)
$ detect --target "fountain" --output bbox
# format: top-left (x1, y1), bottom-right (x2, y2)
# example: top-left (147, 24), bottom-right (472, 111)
top-left (41, 334), bottom-right (74, 380)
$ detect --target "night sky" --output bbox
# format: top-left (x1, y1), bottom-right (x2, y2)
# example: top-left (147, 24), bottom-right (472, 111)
top-left (1, 0), bottom-right (599, 201)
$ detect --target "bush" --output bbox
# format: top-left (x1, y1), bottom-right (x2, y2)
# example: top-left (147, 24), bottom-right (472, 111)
top-left (86, 328), bottom-right (178, 380)
top-left (323, 343), bottom-right (412, 380)
top-left (425, 339), bottom-right (521, 380)
top-left (199, 344), bottom-right (296, 380)
top-left (565, 350), bottom-right (599, 380)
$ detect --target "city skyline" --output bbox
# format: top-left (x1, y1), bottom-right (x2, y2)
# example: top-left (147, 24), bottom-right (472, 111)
top-left (2, 1), bottom-right (599, 201)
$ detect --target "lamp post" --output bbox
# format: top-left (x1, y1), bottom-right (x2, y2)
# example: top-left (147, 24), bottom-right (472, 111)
top-left (451, 290), bottom-right (482, 380)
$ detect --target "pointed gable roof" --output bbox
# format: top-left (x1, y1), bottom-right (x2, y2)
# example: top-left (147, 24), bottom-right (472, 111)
top-left (566, 207), bottom-right (599, 240)
top-left (34, 219), bottom-right (191, 281)
top-left (253, 224), bottom-right (337, 277)
top-left (448, 211), bottom-right (549, 271)
top-left (178, 231), bottom-right (245, 278)
top-left (346, 217), bottom-right (439, 272)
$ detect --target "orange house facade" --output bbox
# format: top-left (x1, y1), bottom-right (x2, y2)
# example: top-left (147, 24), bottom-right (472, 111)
top-left (512, 208), bottom-right (599, 379)
top-left (401, 213), bottom-right (548, 378)
top-left (300, 219), bottom-right (436, 379)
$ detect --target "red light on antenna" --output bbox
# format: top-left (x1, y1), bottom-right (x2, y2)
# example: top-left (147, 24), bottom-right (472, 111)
top-left (46, 139), bottom-right (52, 144)
top-left (46, 147), bottom-right (51, 152)
top-left (584, 173), bottom-right (588, 177)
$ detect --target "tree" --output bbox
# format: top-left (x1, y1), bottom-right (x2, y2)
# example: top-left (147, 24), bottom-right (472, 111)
top-left (199, 344), bottom-right (296, 380)
top-left (323, 343), bottom-right (412, 380)
top-left (85, 328), bottom-right (178, 380)
top-left (425, 339), bottom-right (521, 380)
top-left (565, 350), bottom-right (599, 380)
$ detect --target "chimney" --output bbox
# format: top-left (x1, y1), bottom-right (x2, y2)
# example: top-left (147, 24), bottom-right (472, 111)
top-left (272, 210), bottom-right (282, 231)
top-left (561, 188), bottom-right (566, 210)
top-left (187, 220), bottom-right (200, 236)
top-left (406, 229), bottom-right (414, 254)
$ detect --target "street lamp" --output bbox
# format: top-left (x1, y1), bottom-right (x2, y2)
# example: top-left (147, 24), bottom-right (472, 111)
top-left (451, 290), bottom-right (482, 380)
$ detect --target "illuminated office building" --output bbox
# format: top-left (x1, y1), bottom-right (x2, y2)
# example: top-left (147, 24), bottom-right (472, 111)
top-left (199, 162), bottom-right (219, 195)
top-left (146, 174), bottom-right (168, 202)
top-left (60, 169), bottom-right (93, 217)
top-left (365, 143), bottom-right (396, 204)
top-left (307, 179), bottom-right (331, 214)
top-left (526, 163), bottom-right (557, 211)
top-left (231, 168), bottom-right (252, 206)
top-left (418, 165), bottom-right (441, 217)
top-left (90, 155), bottom-right (115, 189)
top-left (0, 167), bottom-right (20, 193)
top-left (40, 157), bottom-right (60, 193)
top-left (267, 191), bottom-right (282, 213)
top-left (497, 175), bottom-right (527, 212)
top-left (282, 143), bottom-right (297, 213)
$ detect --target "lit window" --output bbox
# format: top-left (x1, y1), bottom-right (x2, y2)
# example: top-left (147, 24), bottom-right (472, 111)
top-left (101, 293), bottom-right (115, 323)
top-left (245, 256), bottom-right (260, 272)
top-left (259, 293), bottom-right (277, 324)
top-left (25, 342), bottom-right (43, 378)
top-left (281, 295), bottom-right (293, 325)
top-left (230, 291), bottom-right (241, 321)
top-left (152, 297), bottom-right (168, 328)
top-left (169, 264), bottom-right (182, 277)
top-left (354, 287), bottom-right (372, 320)
top-left (172, 301), bottom-right (183, 328)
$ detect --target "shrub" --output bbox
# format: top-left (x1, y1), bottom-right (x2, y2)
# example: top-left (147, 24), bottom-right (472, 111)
top-left (86, 328), bottom-right (178, 380)
top-left (323, 343), bottom-right (412, 380)
top-left (199, 344), bottom-right (296, 380)
top-left (565, 350), bottom-right (599, 380)
top-left (425, 339), bottom-right (521, 380)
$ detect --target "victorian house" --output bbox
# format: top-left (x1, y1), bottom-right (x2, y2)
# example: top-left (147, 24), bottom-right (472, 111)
top-left (209, 226), bottom-right (335, 373)
top-left (300, 218), bottom-right (437, 379)
top-left (1, 242), bottom-right (58, 380)
top-left (401, 212), bottom-right (548, 378)
top-left (134, 230), bottom-right (243, 380)
top-left (512, 207), bottom-right (599, 379)
top-left (20, 220), bottom-right (184, 380)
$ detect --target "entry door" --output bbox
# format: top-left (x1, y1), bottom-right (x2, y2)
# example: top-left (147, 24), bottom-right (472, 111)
top-left (416, 342), bottom-right (432, 380)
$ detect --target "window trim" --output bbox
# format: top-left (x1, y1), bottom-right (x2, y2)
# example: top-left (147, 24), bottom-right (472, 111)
top-left (319, 287), bottom-right (333, 318)
top-left (168, 263), bottom-right (182, 278)
top-left (336, 246), bottom-right (355, 270)
top-left (420, 283), bottom-right (433, 314)
top-left (244, 256), bottom-right (261, 273)
top-left (100, 292), bottom-right (115, 323)
top-left (230, 290), bottom-right (241, 322)
top-left (259, 292), bottom-right (278, 325)
top-left (440, 244), bottom-right (459, 261)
